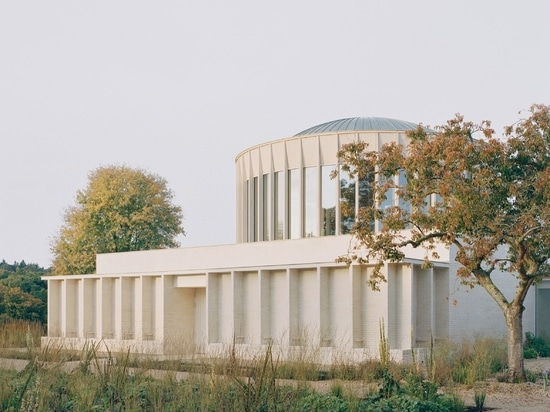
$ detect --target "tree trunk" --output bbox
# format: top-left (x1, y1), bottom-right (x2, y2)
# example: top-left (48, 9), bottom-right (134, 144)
top-left (505, 304), bottom-right (525, 382)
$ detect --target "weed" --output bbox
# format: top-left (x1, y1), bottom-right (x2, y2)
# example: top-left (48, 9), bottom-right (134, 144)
top-left (474, 388), bottom-right (486, 411)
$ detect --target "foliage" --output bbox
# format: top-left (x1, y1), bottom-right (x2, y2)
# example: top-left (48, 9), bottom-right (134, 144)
top-left (0, 260), bottom-right (48, 323)
top-left (336, 104), bottom-right (550, 382)
top-left (51, 165), bottom-right (185, 275)
top-left (0, 331), bottom-right (538, 411)
top-left (473, 388), bottom-right (486, 411)
top-left (524, 332), bottom-right (550, 357)
top-left (363, 369), bottom-right (463, 412)
top-left (524, 347), bottom-right (538, 359)
top-left (427, 337), bottom-right (506, 386)
top-left (298, 393), bottom-right (348, 411)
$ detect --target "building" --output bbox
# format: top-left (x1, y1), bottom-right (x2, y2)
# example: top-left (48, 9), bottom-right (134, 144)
top-left (42, 117), bottom-right (546, 362)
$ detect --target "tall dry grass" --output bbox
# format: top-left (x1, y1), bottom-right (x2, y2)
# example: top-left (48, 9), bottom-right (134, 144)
top-left (0, 321), bottom-right (511, 410)
top-left (0, 321), bottom-right (44, 350)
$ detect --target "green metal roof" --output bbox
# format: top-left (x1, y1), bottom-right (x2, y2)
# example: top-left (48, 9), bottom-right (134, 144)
top-left (294, 117), bottom-right (420, 136)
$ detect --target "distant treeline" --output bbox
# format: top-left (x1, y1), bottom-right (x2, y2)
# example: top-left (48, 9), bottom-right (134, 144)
top-left (0, 260), bottom-right (48, 323)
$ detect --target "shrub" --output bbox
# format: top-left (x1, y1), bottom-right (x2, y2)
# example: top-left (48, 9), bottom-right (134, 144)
top-left (524, 332), bottom-right (550, 357)
top-left (299, 393), bottom-right (348, 412)
top-left (364, 394), bottom-right (450, 412)
top-left (524, 347), bottom-right (538, 359)
top-left (430, 337), bottom-right (507, 385)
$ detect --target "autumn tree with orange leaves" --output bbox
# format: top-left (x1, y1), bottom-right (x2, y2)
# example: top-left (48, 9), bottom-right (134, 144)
top-left (336, 104), bottom-right (550, 382)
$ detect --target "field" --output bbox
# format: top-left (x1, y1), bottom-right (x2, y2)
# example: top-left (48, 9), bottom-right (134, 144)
top-left (1, 322), bottom-right (549, 411)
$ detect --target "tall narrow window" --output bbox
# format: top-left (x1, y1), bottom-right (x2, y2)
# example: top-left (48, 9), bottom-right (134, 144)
top-left (358, 167), bottom-right (375, 230)
top-left (252, 177), bottom-right (258, 241)
top-left (321, 165), bottom-right (336, 236)
top-left (397, 170), bottom-right (410, 214)
top-left (262, 174), bottom-right (270, 241)
top-left (245, 180), bottom-right (250, 242)
top-left (288, 169), bottom-right (300, 239)
top-left (304, 167), bottom-right (317, 237)
top-left (339, 166), bottom-right (356, 234)
top-left (379, 176), bottom-right (394, 211)
top-left (273, 171), bottom-right (284, 240)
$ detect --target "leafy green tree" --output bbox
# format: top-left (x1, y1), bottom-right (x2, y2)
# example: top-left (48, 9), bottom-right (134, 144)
top-left (0, 260), bottom-right (48, 322)
top-left (336, 104), bottom-right (550, 382)
top-left (0, 284), bottom-right (45, 323)
top-left (51, 165), bottom-right (185, 275)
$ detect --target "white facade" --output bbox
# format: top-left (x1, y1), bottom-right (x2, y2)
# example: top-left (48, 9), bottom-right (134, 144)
top-left (42, 117), bottom-right (542, 361)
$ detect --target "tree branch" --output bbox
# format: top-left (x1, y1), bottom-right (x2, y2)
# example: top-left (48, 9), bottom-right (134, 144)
top-left (395, 231), bottom-right (448, 248)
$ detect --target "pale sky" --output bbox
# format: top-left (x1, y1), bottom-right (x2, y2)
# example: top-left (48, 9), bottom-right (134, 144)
top-left (1, 1), bottom-right (549, 268)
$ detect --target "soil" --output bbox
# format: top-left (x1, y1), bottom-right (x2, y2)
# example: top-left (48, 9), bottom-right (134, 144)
top-left (452, 357), bottom-right (550, 411)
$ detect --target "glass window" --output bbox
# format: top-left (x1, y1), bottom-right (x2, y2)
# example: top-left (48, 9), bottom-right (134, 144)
top-left (288, 169), bottom-right (300, 239)
top-left (304, 167), bottom-right (317, 237)
top-left (252, 177), bottom-right (258, 241)
top-left (339, 166), bottom-right (356, 234)
top-left (379, 176), bottom-right (394, 211)
top-left (358, 173), bottom-right (374, 209)
top-left (262, 174), bottom-right (270, 241)
top-left (397, 170), bottom-right (410, 214)
top-left (274, 171), bottom-right (284, 240)
top-left (321, 165), bottom-right (336, 236)
top-left (358, 168), bottom-right (375, 230)
top-left (245, 180), bottom-right (250, 242)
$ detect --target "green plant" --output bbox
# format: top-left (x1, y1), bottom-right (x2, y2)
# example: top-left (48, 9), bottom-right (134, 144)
top-left (403, 373), bottom-right (438, 402)
top-left (474, 388), bottom-right (486, 411)
top-left (543, 368), bottom-right (550, 392)
top-left (525, 369), bottom-right (539, 383)
top-left (299, 393), bottom-right (348, 412)
top-left (435, 392), bottom-right (465, 412)
top-left (379, 319), bottom-right (390, 370)
top-left (231, 344), bottom-right (278, 412)
top-left (524, 347), bottom-right (538, 359)
top-left (524, 332), bottom-right (550, 357)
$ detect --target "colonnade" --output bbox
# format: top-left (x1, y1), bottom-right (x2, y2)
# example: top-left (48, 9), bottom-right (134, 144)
top-left (44, 262), bottom-right (449, 359)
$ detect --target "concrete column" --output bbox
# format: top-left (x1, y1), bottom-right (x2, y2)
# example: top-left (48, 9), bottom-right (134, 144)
top-left (81, 278), bottom-right (96, 339)
top-left (259, 270), bottom-right (270, 344)
top-left (63, 279), bottom-right (78, 337)
top-left (433, 267), bottom-right (450, 340)
top-left (251, 271), bottom-right (261, 344)
top-left (232, 270), bottom-right (243, 343)
top-left (78, 279), bottom-right (84, 338)
top-left (143, 275), bottom-right (155, 340)
top-left (121, 277), bottom-right (134, 340)
top-left (114, 277), bottom-right (122, 340)
top-left (47, 280), bottom-right (62, 337)
top-left (135, 277), bottom-right (143, 341)
top-left (288, 268), bottom-right (298, 344)
top-left (351, 265), bottom-right (363, 348)
top-left (206, 272), bottom-right (217, 343)
top-left (319, 267), bottom-right (330, 346)
top-left (100, 277), bottom-right (114, 339)
top-left (155, 276), bottom-right (164, 342)
top-left (96, 277), bottom-right (103, 339)
top-left (392, 264), bottom-right (413, 350)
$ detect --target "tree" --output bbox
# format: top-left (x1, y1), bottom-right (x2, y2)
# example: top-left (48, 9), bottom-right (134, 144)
top-left (51, 165), bottom-right (185, 275)
top-left (0, 284), bottom-right (45, 323)
top-left (0, 260), bottom-right (48, 323)
top-left (336, 104), bottom-right (550, 382)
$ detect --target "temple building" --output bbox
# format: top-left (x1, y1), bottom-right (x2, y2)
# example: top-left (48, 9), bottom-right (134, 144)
top-left (42, 117), bottom-right (547, 361)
